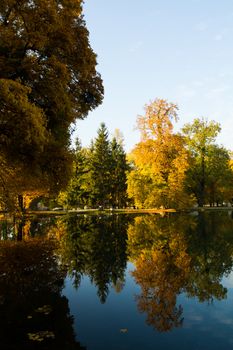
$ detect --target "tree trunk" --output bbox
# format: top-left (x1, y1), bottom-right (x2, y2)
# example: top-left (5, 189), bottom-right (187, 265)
top-left (18, 194), bottom-right (25, 214)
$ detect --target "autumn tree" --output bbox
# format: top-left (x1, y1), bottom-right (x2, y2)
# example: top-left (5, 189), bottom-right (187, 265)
top-left (182, 118), bottom-right (233, 206)
top-left (0, 0), bottom-right (103, 211)
top-left (127, 99), bottom-right (192, 209)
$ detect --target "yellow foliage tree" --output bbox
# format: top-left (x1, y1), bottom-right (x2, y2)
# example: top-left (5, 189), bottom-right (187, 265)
top-left (127, 99), bottom-right (193, 209)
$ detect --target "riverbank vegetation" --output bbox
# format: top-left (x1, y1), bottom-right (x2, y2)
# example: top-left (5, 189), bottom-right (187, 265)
top-left (0, 3), bottom-right (232, 214)
top-left (57, 99), bottom-right (233, 211)
top-left (1, 96), bottom-right (233, 213)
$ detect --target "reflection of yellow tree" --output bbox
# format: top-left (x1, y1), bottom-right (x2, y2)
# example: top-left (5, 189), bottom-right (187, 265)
top-left (47, 218), bottom-right (67, 241)
top-left (132, 237), bottom-right (191, 332)
top-left (129, 213), bottom-right (233, 332)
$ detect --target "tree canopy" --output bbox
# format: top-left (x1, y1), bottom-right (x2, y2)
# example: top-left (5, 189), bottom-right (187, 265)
top-left (127, 101), bottom-right (233, 209)
top-left (58, 124), bottom-right (129, 209)
top-left (127, 99), bottom-right (192, 209)
top-left (0, 0), bottom-right (104, 211)
top-left (182, 118), bottom-right (233, 206)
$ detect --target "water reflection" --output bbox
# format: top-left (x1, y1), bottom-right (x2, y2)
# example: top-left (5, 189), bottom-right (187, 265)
top-left (0, 231), bottom-right (85, 349)
top-left (57, 214), bottom-right (130, 303)
top-left (1, 211), bottom-right (233, 348)
top-left (0, 216), bottom-right (56, 241)
top-left (128, 212), bottom-right (233, 331)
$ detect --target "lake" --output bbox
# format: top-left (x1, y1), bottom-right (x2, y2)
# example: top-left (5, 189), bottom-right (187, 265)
top-left (1, 211), bottom-right (233, 349)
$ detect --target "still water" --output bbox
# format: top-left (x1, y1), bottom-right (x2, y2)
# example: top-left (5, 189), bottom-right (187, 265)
top-left (1, 211), bottom-right (233, 349)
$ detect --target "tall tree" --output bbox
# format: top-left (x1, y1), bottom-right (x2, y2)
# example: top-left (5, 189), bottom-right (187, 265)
top-left (182, 118), bottom-right (233, 206)
top-left (110, 137), bottom-right (129, 208)
top-left (91, 123), bottom-right (112, 207)
top-left (58, 139), bottom-right (94, 209)
top-left (127, 99), bottom-right (191, 209)
top-left (0, 0), bottom-right (104, 211)
top-left (59, 126), bottom-right (129, 209)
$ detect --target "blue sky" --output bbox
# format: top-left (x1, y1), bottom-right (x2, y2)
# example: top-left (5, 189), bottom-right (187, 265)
top-left (74, 0), bottom-right (233, 152)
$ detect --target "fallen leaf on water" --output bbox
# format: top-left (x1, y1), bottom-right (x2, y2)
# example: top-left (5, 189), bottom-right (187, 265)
top-left (120, 328), bottom-right (128, 333)
top-left (28, 331), bottom-right (55, 342)
top-left (35, 305), bottom-right (52, 315)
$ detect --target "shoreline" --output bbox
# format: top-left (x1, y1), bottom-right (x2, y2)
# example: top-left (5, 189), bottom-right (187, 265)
top-left (0, 206), bottom-right (232, 220)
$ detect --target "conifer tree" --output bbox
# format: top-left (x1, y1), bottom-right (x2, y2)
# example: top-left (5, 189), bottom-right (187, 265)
top-left (91, 123), bottom-right (112, 207)
top-left (60, 139), bottom-right (93, 208)
top-left (110, 137), bottom-right (129, 208)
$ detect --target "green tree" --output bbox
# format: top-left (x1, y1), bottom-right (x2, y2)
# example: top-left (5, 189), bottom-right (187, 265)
top-left (58, 125), bottom-right (129, 209)
top-left (91, 123), bottom-right (112, 207)
top-left (182, 118), bottom-right (232, 206)
top-left (58, 139), bottom-right (94, 209)
top-left (0, 0), bottom-right (104, 211)
top-left (205, 145), bottom-right (233, 206)
top-left (110, 137), bottom-right (129, 208)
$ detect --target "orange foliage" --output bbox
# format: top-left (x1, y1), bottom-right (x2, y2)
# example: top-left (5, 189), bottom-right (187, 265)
top-left (128, 98), bottom-right (192, 208)
top-left (132, 236), bottom-right (191, 331)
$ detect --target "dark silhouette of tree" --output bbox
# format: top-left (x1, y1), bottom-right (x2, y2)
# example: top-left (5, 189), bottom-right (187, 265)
top-left (0, 237), bottom-right (86, 349)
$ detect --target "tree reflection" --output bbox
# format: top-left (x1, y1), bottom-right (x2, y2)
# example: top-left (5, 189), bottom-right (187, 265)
top-left (130, 215), bottom-right (191, 332)
top-left (0, 216), bottom-right (56, 241)
top-left (0, 233), bottom-right (85, 350)
top-left (2, 211), bottom-right (233, 341)
top-left (128, 212), bottom-right (233, 332)
top-left (185, 212), bottom-right (233, 302)
top-left (57, 214), bottom-right (131, 303)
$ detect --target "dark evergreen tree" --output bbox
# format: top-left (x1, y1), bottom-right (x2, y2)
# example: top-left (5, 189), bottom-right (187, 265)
top-left (110, 137), bottom-right (129, 208)
top-left (91, 123), bottom-right (112, 207)
top-left (60, 125), bottom-right (129, 209)
top-left (65, 139), bottom-right (93, 208)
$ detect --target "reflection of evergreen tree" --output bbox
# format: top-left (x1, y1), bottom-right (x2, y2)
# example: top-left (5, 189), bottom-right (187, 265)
top-left (0, 238), bottom-right (85, 350)
top-left (60, 214), bottom-right (131, 303)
